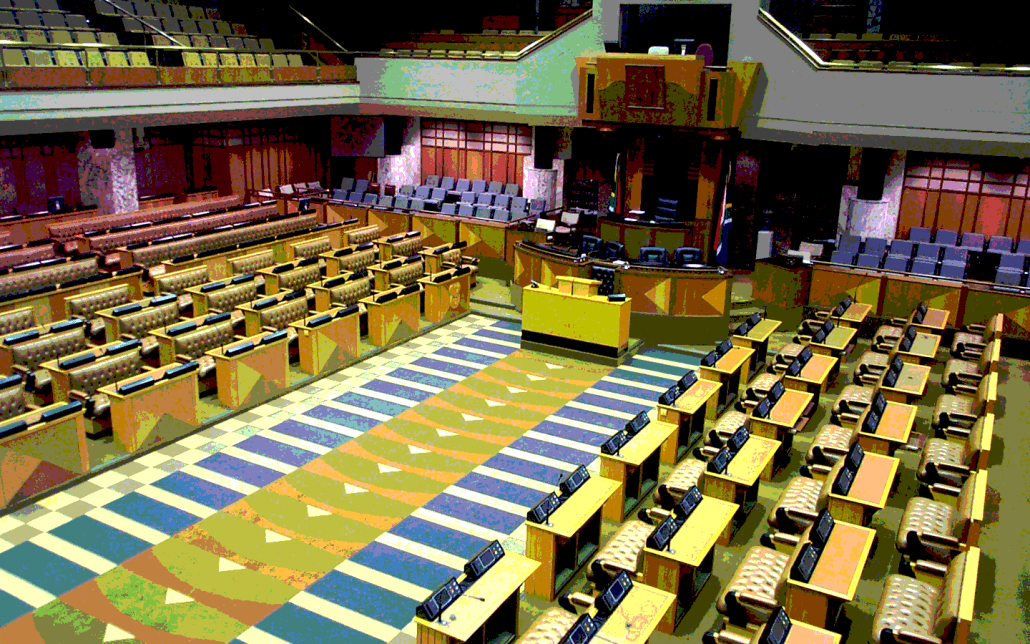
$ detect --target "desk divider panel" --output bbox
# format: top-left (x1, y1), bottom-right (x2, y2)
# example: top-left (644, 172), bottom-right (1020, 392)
top-left (412, 213), bottom-right (459, 248)
top-left (810, 266), bottom-right (882, 309)
top-left (0, 410), bottom-right (88, 507)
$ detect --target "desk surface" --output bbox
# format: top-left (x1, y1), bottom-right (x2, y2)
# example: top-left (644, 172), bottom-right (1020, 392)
top-left (752, 621), bottom-right (841, 644)
top-left (603, 422), bottom-right (677, 465)
top-left (839, 302), bottom-right (872, 323)
top-left (915, 308), bottom-right (950, 331)
top-left (903, 332), bottom-right (941, 359)
top-left (813, 327), bottom-right (857, 352)
top-left (647, 496), bottom-right (737, 567)
top-left (736, 319), bottom-right (781, 343)
top-left (766, 390), bottom-right (814, 427)
top-left (708, 347), bottom-right (755, 375)
top-left (868, 403), bottom-right (917, 443)
top-left (534, 477), bottom-right (620, 539)
top-left (793, 355), bottom-right (838, 386)
top-left (720, 436), bottom-right (779, 485)
top-left (800, 522), bottom-right (876, 600)
top-left (593, 584), bottom-right (676, 644)
top-left (670, 380), bottom-right (722, 414)
top-left (843, 453), bottom-right (899, 508)
top-left (883, 363), bottom-right (932, 396)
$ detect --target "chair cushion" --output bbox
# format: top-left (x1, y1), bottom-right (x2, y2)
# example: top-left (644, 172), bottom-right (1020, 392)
top-left (717, 546), bottom-right (790, 625)
top-left (715, 410), bottom-right (749, 433)
top-left (31, 368), bottom-right (51, 391)
top-left (897, 497), bottom-right (958, 562)
top-left (587, 520), bottom-right (651, 583)
top-left (768, 475), bottom-right (824, 531)
top-left (91, 392), bottom-right (111, 417)
top-left (197, 355), bottom-right (216, 378)
top-left (833, 384), bottom-right (875, 413)
top-left (654, 459), bottom-right (706, 504)
top-left (943, 358), bottom-right (980, 387)
top-left (776, 343), bottom-right (803, 362)
top-left (519, 609), bottom-right (577, 644)
top-left (872, 574), bottom-right (941, 644)
top-left (918, 439), bottom-right (967, 485)
top-left (950, 332), bottom-right (983, 356)
top-left (807, 423), bottom-right (857, 464)
top-left (859, 351), bottom-right (890, 370)
top-left (749, 373), bottom-right (780, 396)
top-left (933, 394), bottom-right (976, 427)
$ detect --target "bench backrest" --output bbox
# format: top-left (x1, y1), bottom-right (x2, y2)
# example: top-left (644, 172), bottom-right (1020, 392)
top-left (326, 276), bottom-right (372, 307)
top-left (387, 258), bottom-right (424, 286)
top-left (207, 281), bottom-right (259, 312)
top-left (0, 377), bottom-right (26, 421)
top-left (277, 263), bottom-right (322, 291)
top-left (290, 236), bottom-right (331, 260)
top-left (229, 249), bottom-right (275, 275)
top-left (259, 297), bottom-right (308, 331)
top-left (116, 301), bottom-right (180, 339)
top-left (0, 307), bottom-right (35, 336)
top-left (67, 349), bottom-right (143, 397)
top-left (0, 257), bottom-right (96, 297)
top-left (172, 319), bottom-right (235, 359)
top-left (155, 266), bottom-right (209, 295)
top-left (12, 327), bottom-right (89, 371)
top-left (346, 225), bottom-right (380, 246)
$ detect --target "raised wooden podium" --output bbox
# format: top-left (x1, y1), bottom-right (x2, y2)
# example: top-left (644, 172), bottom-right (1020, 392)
top-left (207, 331), bottom-right (290, 409)
top-left (362, 284), bottom-right (422, 347)
top-left (420, 268), bottom-right (472, 324)
top-left (522, 277), bottom-right (630, 359)
top-left (289, 305), bottom-right (360, 375)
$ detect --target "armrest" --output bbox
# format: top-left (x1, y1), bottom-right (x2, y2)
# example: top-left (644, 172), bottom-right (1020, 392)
top-left (838, 411), bottom-right (862, 424)
top-left (769, 532), bottom-right (801, 553)
top-left (883, 630), bottom-right (944, 644)
top-left (25, 402), bottom-right (39, 411)
top-left (940, 426), bottom-right (971, 439)
top-left (964, 323), bottom-right (986, 333)
top-left (914, 532), bottom-right (964, 552)
top-left (665, 482), bottom-right (694, 496)
top-left (946, 412), bottom-right (979, 426)
top-left (643, 507), bottom-right (671, 523)
top-left (806, 463), bottom-right (832, 477)
top-left (261, 325), bottom-right (279, 333)
top-left (175, 353), bottom-right (196, 364)
top-left (68, 389), bottom-right (90, 401)
top-left (784, 507), bottom-right (820, 523)
top-left (912, 559), bottom-right (948, 578)
top-left (819, 445), bottom-right (850, 456)
top-left (708, 631), bottom-right (752, 644)
top-left (11, 365), bottom-right (34, 388)
top-left (890, 317), bottom-right (908, 326)
top-left (933, 462), bottom-right (971, 476)
top-left (599, 560), bottom-right (638, 577)
top-left (954, 371), bottom-right (984, 384)
top-left (813, 310), bottom-right (830, 320)
top-left (119, 333), bottom-right (136, 342)
top-left (565, 592), bottom-right (595, 610)
top-left (840, 399), bottom-right (871, 412)
top-left (740, 398), bottom-right (759, 410)
top-left (728, 590), bottom-right (780, 612)
top-left (953, 382), bottom-right (979, 395)
top-left (929, 482), bottom-right (962, 497)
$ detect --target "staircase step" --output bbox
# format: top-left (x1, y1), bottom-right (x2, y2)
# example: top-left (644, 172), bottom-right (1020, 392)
top-left (471, 295), bottom-right (517, 310)
top-left (471, 301), bottom-right (523, 324)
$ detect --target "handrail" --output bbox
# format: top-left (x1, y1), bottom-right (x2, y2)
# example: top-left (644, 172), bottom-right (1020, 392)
top-left (95, 0), bottom-right (187, 48)
top-left (288, 5), bottom-right (348, 53)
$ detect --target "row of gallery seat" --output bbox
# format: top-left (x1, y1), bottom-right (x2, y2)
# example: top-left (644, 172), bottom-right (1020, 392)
top-left (333, 175), bottom-right (544, 220)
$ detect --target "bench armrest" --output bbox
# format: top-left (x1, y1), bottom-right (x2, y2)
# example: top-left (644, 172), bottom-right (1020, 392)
top-left (929, 482), bottom-right (962, 498)
top-left (914, 531), bottom-right (964, 552)
top-left (912, 559), bottom-right (948, 578)
top-left (599, 560), bottom-right (638, 577)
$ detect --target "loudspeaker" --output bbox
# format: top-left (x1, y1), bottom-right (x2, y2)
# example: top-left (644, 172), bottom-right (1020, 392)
top-left (856, 148), bottom-right (891, 201)
top-left (384, 117), bottom-right (404, 156)
top-left (89, 130), bottom-right (116, 149)
top-left (534, 127), bottom-right (557, 170)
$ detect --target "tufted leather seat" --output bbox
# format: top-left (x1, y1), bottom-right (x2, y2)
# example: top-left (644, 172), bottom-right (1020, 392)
top-left (173, 320), bottom-right (234, 379)
top-left (896, 473), bottom-right (983, 564)
top-left (346, 225), bottom-right (380, 246)
top-left (393, 235), bottom-right (424, 258)
top-left (278, 264), bottom-right (322, 292)
top-left (942, 340), bottom-right (998, 394)
top-left (932, 374), bottom-right (995, 430)
top-left (208, 281), bottom-right (259, 317)
top-left (833, 384), bottom-right (875, 416)
top-left (155, 267), bottom-right (208, 311)
top-left (389, 260), bottom-right (425, 287)
top-left (67, 350), bottom-right (144, 421)
top-left (337, 246), bottom-right (378, 273)
top-left (653, 458), bottom-right (706, 507)
top-left (872, 550), bottom-right (974, 644)
top-left (749, 373), bottom-right (781, 394)
top-left (67, 284), bottom-right (133, 341)
top-left (117, 302), bottom-right (179, 356)
top-left (329, 278), bottom-right (372, 308)
top-left (767, 460), bottom-right (844, 532)
top-left (291, 236), bottom-right (332, 260)
top-left (0, 244), bottom-right (56, 271)
top-left (951, 313), bottom-right (1003, 359)
top-left (918, 414), bottom-right (990, 486)
top-left (12, 327), bottom-right (89, 394)
top-left (517, 608), bottom-right (578, 644)
top-left (717, 546), bottom-right (791, 626)
top-left (807, 423), bottom-right (859, 465)
top-left (260, 298), bottom-right (309, 343)
top-left (0, 257), bottom-right (96, 297)
top-left (704, 410), bottom-right (749, 447)
top-left (0, 376), bottom-right (27, 421)
top-left (872, 324), bottom-right (905, 353)
top-left (230, 249), bottom-right (276, 275)
top-left (855, 351), bottom-right (891, 385)
top-left (586, 519), bottom-right (652, 585)
top-left (0, 307), bottom-right (35, 337)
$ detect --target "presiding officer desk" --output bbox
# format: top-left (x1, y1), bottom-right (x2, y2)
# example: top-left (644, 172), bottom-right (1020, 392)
top-left (522, 277), bottom-right (631, 359)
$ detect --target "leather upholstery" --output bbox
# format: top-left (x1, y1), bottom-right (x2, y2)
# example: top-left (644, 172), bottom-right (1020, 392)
top-left (329, 279), bottom-right (372, 307)
top-left (943, 347), bottom-right (993, 391)
top-left (118, 302), bottom-right (179, 341)
top-left (653, 458), bottom-right (706, 504)
top-left (932, 378), bottom-right (991, 428)
top-left (0, 308), bottom-right (35, 336)
top-left (518, 609), bottom-right (577, 644)
top-left (767, 460), bottom-right (843, 532)
top-left (775, 343), bottom-right (804, 363)
top-left (0, 244), bottom-right (56, 270)
top-left (388, 260), bottom-right (424, 287)
top-left (918, 416), bottom-right (986, 484)
top-left (587, 519), bottom-right (652, 583)
top-left (897, 475), bottom-right (978, 563)
top-left (68, 350), bottom-right (143, 418)
top-left (173, 320), bottom-right (234, 378)
top-left (749, 373), bottom-right (780, 396)
top-left (47, 195), bottom-right (242, 240)
top-left (704, 410), bottom-right (749, 446)
top-left (230, 249), bottom-right (276, 274)
top-left (292, 236), bottom-right (332, 259)
top-left (155, 267), bottom-right (209, 295)
top-left (807, 423), bottom-right (859, 464)
top-left (833, 384), bottom-right (875, 413)
top-left (873, 551), bottom-right (970, 644)
top-left (260, 298), bottom-right (308, 333)
top-left (12, 327), bottom-right (88, 387)
top-left (67, 285), bottom-right (132, 321)
top-left (859, 351), bottom-right (890, 370)
top-left (0, 257), bottom-right (95, 297)
top-left (346, 225), bottom-right (380, 246)
top-left (0, 380), bottom-right (27, 420)
top-left (337, 247), bottom-right (377, 273)
top-left (278, 264), bottom-right (321, 291)
top-left (717, 546), bottom-right (790, 624)
top-left (208, 281), bottom-right (259, 312)
top-left (391, 235), bottom-right (423, 258)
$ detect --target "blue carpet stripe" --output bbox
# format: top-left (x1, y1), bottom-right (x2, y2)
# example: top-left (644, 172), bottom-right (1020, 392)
top-left (455, 337), bottom-right (516, 355)
top-left (577, 392), bottom-right (649, 415)
top-left (622, 356), bottom-right (688, 377)
top-left (412, 356), bottom-right (480, 377)
top-left (532, 419), bottom-right (611, 447)
top-left (351, 542), bottom-right (456, 591)
top-left (455, 472), bottom-right (546, 509)
top-left (360, 379), bottom-right (434, 402)
top-left (387, 367), bottom-right (457, 391)
top-left (271, 419), bottom-right (351, 449)
top-left (638, 349), bottom-right (700, 367)
top-left (485, 453), bottom-right (568, 485)
top-left (592, 378), bottom-right (660, 401)
top-left (510, 436), bottom-right (595, 465)
top-left (553, 406), bottom-right (625, 430)
top-left (491, 319), bottom-right (522, 331)
top-left (195, 452), bottom-right (285, 488)
top-left (49, 516), bottom-right (152, 564)
top-left (234, 435), bottom-right (318, 468)
top-left (333, 392), bottom-right (410, 417)
top-left (258, 603), bottom-right (383, 644)
top-left (305, 405), bottom-right (383, 432)
top-left (389, 516), bottom-right (488, 560)
top-left (104, 493), bottom-right (200, 535)
top-left (607, 368), bottom-right (676, 387)
top-left (423, 494), bottom-right (524, 534)
top-left (0, 588), bottom-right (32, 629)
top-left (435, 346), bottom-right (496, 365)
top-left (150, 471), bottom-right (244, 511)
top-left (473, 329), bottom-right (520, 344)
top-left (306, 570), bottom-right (416, 630)
top-left (0, 542), bottom-right (96, 596)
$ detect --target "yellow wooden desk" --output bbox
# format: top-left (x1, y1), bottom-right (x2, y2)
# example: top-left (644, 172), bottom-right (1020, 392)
top-left (321, 244), bottom-right (378, 278)
top-left (420, 269), bottom-right (472, 325)
top-left (642, 496), bottom-right (737, 633)
top-left (896, 332), bottom-right (941, 366)
top-left (704, 435), bottom-right (779, 541)
top-left (525, 477), bottom-right (619, 600)
top-left (733, 318), bottom-right (781, 374)
top-left (785, 522), bottom-right (876, 629)
top-left (910, 307), bottom-right (950, 335)
top-left (522, 283), bottom-right (631, 359)
top-left (783, 354), bottom-right (838, 395)
top-left (828, 452), bottom-right (899, 526)
top-left (362, 284), bottom-right (422, 348)
top-left (289, 306), bottom-right (360, 376)
top-left (858, 402), bottom-right (916, 456)
top-left (879, 363), bottom-right (931, 404)
top-left (207, 332), bottom-right (290, 409)
top-left (655, 380), bottom-right (721, 463)
top-left (600, 422), bottom-right (677, 522)
top-left (700, 346), bottom-right (754, 410)
top-left (592, 584), bottom-right (676, 644)
top-left (239, 293), bottom-right (307, 338)
top-left (836, 302), bottom-right (872, 329)
top-left (99, 361), bottom-right (200, 453)
top-left (414, 553), bottom-right (538, 644)
top-left (0, 317), bottom-right (87, 375)
top-left (749, 390), bottom-right (814, 466)
top-left (0, 402), bottom-right (88, 509)
top-left (742, 621), bottom-right (841, 644)
top-left (809, 327), bottom-right (857, 361)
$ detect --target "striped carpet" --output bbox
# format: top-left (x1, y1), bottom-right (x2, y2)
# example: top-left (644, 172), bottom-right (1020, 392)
top-left (0, 316), bottom-right (699, 644)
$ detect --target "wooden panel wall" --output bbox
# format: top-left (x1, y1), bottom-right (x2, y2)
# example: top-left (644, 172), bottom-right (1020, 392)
top-left (420, 119), bottom-right (531, 187)
top-left (896, 154), bottom-right (1030, 240)
top-left (134, 136), bottom-right (189, 197)
top-left (0, 133), bottom-right (81, 215)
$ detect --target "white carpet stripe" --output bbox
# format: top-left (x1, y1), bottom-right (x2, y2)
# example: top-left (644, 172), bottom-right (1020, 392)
top-left (179, 464), bottom-right (259, 496)
top-left (220, 446), bottom-right (296, 474)
top-left (30, 533), bottom-right (116, 575)
top-left (411, 508), bottom-right (508, 543)
top-left (86, 507), bottom-right (167, 544)
top-left (375, 533), bottom-right (465, 571)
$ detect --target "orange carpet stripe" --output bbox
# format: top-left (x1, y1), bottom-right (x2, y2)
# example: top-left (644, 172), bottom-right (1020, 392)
top-left (263, 479), bottom-right (401, 531)
top-left (406, 400), bottom-right (530, 439)
top-left (365, 425), bottom-right (492, 464)
top-left (301, 459), bottom-right (437, 506)
top-left (223, 501), bottom-right (366, 558)
top-left (334, 442), bottom-right (463, 484)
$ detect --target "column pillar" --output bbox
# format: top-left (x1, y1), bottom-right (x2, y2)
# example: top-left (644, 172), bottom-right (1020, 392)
top-left (523, 128), bottom-right (562, 211)
top-left (77, 128), bottom-right (138, 216)
top-left (866, 0), bottom-right (883, 34)
top-left (377, 117), bottom-right (421, 190)
top-left (842, 149), bottom-right (906, 238)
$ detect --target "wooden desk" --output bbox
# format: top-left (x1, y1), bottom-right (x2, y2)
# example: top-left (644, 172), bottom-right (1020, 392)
top-left (522, 283), bottom-right (631, 358)
top-left (525, 477), bottom-right (619, 600)
top-left (208, 333), bottom-right (290, 409)
top-left (879, 363), bottom-right (931, 404)
top-left (41, 339), bottom-right (136, 404)
top-left (836, 302), bottom-right (872, 329)
top-left (0, 402), bottom-right (88, 510)
top-left (896, 332), bottom-right (941, 366)
top-left (911, 307), bottom-right (950, 335)
top-left (289, 306), bottom-right (360, 376)
top-left (733, 318), bottom-right (781, 374)
top-left (785, 522), bottom-right (876, 629)
top-left (362, 285), bottom-right (422, 348)
top-left (99, 362), bottom-right (200, 453)
top-left (655, 381), bottom-right (721, 463)
top-left (743, 621), bottom-right (841, 644)
top-left (749, 390), bottom-right (814, 466)
top-left (642, 496), bottom-right (737, 633)
top-left (592, 583), bottom-right (676, 644)
top-left (809, 327), bottom-right (857, 361)
top-left (600, 422), bottom-right (676, 522)
top-left (700, 347), bottom-right (754, 410)
top-left (704, 436), bottom-right (779, 541)
top-left (858, 402), bottom-right (916, 456)
top-left (420, 270), bottom-right (472, 324)
top-left (414, 553), bottom-right (538, 644)
top-left (828, 452), bottom-right (899, 526)
top-left (784, 354), bottom-right (838, 395)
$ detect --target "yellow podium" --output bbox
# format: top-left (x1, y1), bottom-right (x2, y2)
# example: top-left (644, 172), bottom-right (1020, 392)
top-left (522, 277), bottom-right (630, 359)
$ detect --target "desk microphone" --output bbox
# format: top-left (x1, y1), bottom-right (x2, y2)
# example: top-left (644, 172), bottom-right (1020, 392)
top-left (465, 595), bottom-right (486, 602)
